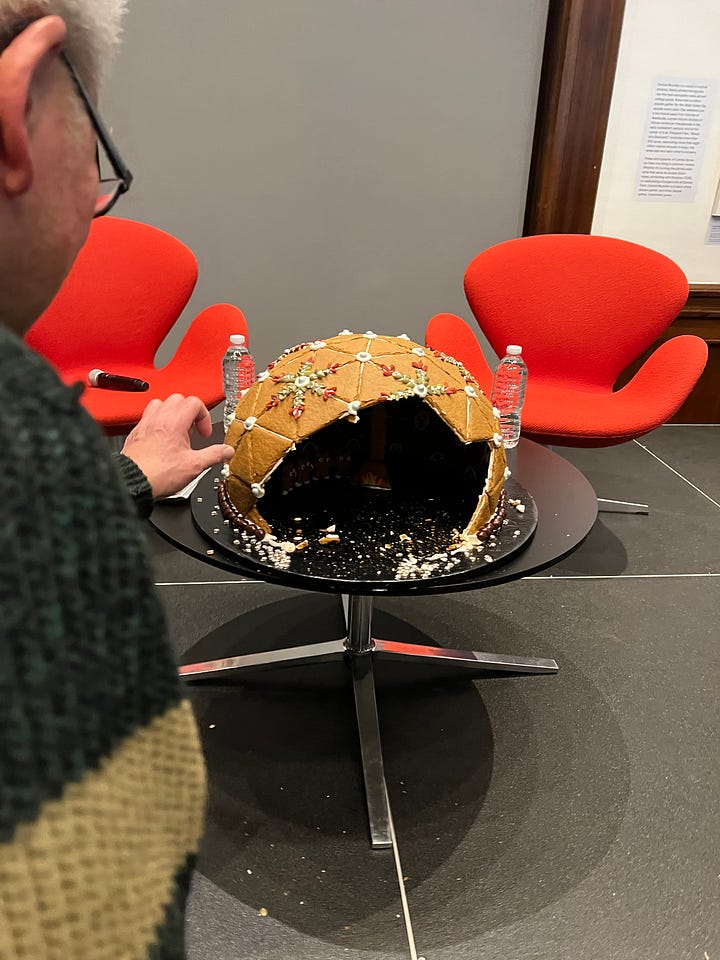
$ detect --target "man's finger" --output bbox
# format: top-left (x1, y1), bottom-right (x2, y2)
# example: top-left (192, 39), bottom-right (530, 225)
top-left (196, 444), bottom-right (235, 470)
top-left (179, 396), bottom-right (213, 436)
top-left (141, 397), bottom-right (163, 418)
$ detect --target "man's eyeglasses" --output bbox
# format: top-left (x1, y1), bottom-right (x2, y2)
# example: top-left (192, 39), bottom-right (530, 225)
top-left (60, 52), bottom-right (133, 218)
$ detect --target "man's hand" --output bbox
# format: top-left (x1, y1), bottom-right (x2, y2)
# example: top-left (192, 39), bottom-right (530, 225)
top-left (121, 394), bottom-right (235, 500)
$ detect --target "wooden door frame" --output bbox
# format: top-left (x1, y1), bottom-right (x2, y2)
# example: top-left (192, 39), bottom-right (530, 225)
top-left (524, 0), bottom-right (626, 236)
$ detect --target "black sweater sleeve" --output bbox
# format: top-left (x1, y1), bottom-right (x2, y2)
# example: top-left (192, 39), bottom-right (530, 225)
top-left (113, 452), bottom-right (154, 519)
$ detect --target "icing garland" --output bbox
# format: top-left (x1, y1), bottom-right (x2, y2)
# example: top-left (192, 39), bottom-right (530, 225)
top-left (266, 359), bottom-right (341, 420)
top-left (428, 349), bottom-right (480, 388)
top-left (377, 359), bottom-right (458, 402)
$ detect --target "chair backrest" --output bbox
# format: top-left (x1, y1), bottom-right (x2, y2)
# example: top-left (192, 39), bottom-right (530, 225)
top-left (25, 217), bottom-right (199, 368)
top-left (464, 234), bottom-right (689, 389)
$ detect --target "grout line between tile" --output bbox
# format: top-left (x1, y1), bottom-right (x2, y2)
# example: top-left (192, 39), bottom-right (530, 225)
top-left (529, 573), bottom-right (720, 580)
top-left (633, 439), bottom-right (720, 510)
top-left (385, 787), bottom-right (421, 960)
top-left (155, 579), bottom-right (258, 586)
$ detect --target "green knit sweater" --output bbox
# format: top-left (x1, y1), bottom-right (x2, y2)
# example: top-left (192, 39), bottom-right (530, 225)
top-left (0, 327), bottom-right (206, 960)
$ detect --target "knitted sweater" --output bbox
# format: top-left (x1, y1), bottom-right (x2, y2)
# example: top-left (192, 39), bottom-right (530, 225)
top-left (0, 327), bottom-right (206, 960)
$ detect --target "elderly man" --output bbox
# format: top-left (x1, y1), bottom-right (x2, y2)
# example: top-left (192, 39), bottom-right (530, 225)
top-left (0, 4), bottom-right (232, 957)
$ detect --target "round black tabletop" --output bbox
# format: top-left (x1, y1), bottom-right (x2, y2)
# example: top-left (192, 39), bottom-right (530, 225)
top-left (150, 434), bottom-right (597, 596)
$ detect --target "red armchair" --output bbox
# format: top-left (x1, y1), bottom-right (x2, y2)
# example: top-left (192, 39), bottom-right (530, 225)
top-left (25, 217), bottom-right (249, 436)
top-left (426, 234), bottom-right (707, 448)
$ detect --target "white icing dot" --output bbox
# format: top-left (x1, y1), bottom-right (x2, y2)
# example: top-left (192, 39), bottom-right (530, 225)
top-left (258, 370), bottom-right (269, 382)
top-left (413, 383), bottom-right (428, 398)
top-left (243, 416), bottom-right (257, 430)
top-left (348, 400), bottom-right (361, 415)
top-left (221, 464), bottom-right (230, 478)
top-left (464, 385), bottom-right (477, 398)
top-left (398, 333), bottom-right (410, 340)
top-left (251, 482), bottom-right (265, 498)
top-left (309, 340), bottom-right (326, 349)
top-left (492, 406), bottom-right (502, 418)
top-left (364, 331), bottom-right (378, 339)
top-left (355, 351), bottom-right (372, 362)
top-left (504, 467), bottom-right (512, 480)
top-left (411, 347), bottom-right (426, 356)
top-left (493, 433), bottom-right (503, 447)
top-left (338, 328), bottom-right (352, 335)
top-left (294, 375), bottom-right (311, 388)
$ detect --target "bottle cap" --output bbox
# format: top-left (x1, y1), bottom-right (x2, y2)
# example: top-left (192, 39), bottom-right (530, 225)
top-left (230, 334), bottom-right (246, 346)
top-left (506, 345), bottom-right (522, 355)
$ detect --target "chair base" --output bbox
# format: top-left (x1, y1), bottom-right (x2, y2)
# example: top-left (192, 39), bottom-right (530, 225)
top-left (179, 595), bottom-right (558, 849)
top-left (597, 497), bottom-right (649, 514)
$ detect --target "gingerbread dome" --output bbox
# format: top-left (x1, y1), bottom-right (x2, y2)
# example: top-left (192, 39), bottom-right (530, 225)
top-left (222, 332), bottom-right (507, 541)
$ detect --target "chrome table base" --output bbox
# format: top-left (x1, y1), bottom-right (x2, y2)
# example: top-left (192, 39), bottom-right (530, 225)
top-left (180, 594), bottom-right (558, 849)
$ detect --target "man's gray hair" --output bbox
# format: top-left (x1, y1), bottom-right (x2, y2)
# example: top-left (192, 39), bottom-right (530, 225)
top-left (0, 0), bottom-right (126, 87)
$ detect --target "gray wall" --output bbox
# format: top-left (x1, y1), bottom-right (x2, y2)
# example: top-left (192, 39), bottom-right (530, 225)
top-left (103, 0), bottom-right (548, 370)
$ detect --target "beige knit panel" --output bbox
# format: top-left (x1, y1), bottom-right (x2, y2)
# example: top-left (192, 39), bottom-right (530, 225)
top-left (0, 699), bottom-right (207, 960)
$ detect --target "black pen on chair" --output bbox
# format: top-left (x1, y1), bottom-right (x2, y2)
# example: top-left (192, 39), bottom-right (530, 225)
top-left (88, 369), bottom-right (150, 392)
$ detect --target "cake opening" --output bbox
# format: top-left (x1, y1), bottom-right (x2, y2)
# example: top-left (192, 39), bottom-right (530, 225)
top-left (261, 397), bottom-right (490, 526)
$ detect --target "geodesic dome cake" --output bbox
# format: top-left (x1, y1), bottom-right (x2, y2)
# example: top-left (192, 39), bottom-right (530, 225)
top-left (220, 332), bottom-right (508, 542)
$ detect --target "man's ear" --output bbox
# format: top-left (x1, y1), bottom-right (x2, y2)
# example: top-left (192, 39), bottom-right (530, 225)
top-left (0, 16), bottom-right (68, 197)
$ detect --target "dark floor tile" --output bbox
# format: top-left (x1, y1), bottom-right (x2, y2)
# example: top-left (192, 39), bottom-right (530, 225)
top-left (149, 427), bottom-right (720, 958)
top-left (546, 436), bottom-right (720, 576)
top-left (639, 425), bottom-right (720, 504)
top-left (159, 583), bottom-right (411, 960)
top-left (377, 581), bottom-right (720, 959)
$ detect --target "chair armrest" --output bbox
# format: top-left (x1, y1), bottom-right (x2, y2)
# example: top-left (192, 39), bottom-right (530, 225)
top-left (163, 304), bottom-right (249, 379)
top-left (425, 313), bottom-right (494, 393)
top-left (615, 335), bottom-right (708, 423)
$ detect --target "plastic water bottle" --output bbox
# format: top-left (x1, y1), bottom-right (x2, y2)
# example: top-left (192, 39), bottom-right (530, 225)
top-left (222, 334), bottom-right (255, 431)
top-left (490, 345), bottom-right (527, 449)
